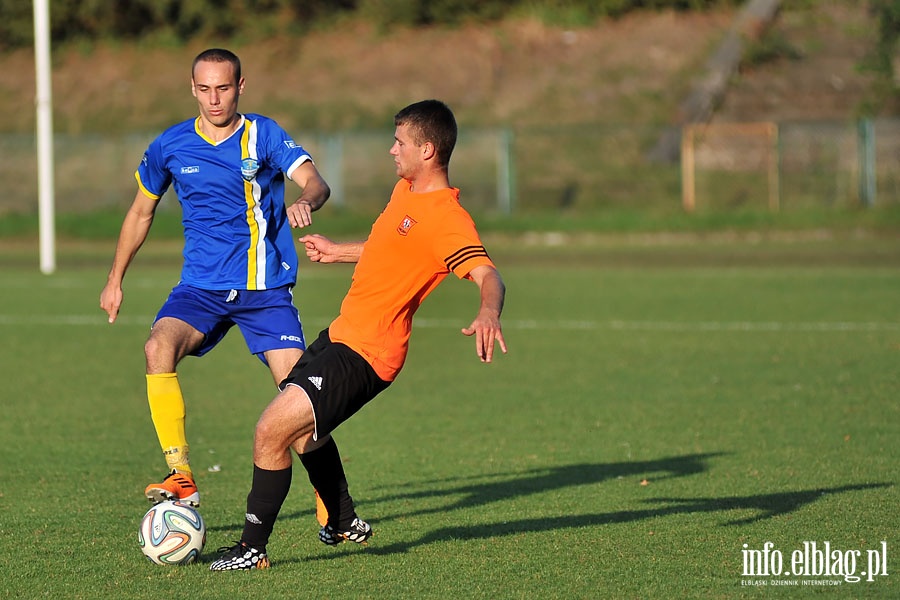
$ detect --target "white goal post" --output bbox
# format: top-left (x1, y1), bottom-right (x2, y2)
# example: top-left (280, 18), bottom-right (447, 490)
top-left (34, 0), bottom-right (56, 274)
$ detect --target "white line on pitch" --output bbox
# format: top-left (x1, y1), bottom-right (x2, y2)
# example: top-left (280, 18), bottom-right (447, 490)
top-left (413, 318), bottom-right (900, 332)
top-left (1, 314), bottom-right (898, 332)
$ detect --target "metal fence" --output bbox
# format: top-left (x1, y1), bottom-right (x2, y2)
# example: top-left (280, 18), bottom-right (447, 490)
top-left (1, 119), bottom-right (898, 218)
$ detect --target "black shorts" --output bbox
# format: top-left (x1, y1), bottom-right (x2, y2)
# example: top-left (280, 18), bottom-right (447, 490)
top-left (280, 329), bottom-right (390, 440)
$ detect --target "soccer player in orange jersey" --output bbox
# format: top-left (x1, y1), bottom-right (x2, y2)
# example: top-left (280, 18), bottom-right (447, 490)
top-left (210, 99), bottom-right (507, 570)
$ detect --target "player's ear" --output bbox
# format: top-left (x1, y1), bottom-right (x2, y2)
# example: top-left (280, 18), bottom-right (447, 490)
top-left (422, 141), bottom-right (436, 161)
top-left (238, 77), bottom-right (245, 95)
top-left (191, 79), bottom-right (197, 98)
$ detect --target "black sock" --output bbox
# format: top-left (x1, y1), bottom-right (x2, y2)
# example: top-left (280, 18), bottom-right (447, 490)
top-left (242, 464), bottom-right (292, 549)
top-left (299, 437), bottom-right (357, 529)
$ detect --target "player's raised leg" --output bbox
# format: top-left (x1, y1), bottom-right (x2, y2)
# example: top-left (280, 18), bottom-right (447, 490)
top-left (143, 372), bottom-right (200, 506)
top-left (143, 317), bottom-right (204, 506)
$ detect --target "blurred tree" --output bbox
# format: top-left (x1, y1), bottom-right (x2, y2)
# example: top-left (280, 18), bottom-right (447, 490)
top-left (860, 0), bottom-right (900, 114)
top-left (0, 0), bottom-right (738, 50)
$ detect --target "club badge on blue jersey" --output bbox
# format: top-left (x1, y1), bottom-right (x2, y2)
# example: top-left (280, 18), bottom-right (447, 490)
top-left (241, 158), bottom-right (260, 181)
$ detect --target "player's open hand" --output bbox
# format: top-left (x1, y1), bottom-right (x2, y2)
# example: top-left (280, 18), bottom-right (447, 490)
top-left (461, 312), bottom-right (507, 363)
top-left (462, 265), bottom-right (507, 363)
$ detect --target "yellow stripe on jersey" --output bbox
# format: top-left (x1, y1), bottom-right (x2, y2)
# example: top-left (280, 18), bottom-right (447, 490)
top-left (134, 171), bottom-right (161, 200)
top-left (193, 116), bottom-right (214, 145)
top-left (241, 120), bottom-right (263, 289)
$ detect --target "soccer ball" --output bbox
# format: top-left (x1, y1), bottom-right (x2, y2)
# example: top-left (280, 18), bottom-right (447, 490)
top-left (138, 501), bottom-right (206, 565)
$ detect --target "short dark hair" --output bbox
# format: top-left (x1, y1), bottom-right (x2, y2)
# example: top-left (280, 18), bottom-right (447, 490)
top-left (192, 48), bottom-right (241, 84)
top-left (394, 100), bottom-right (457, 169)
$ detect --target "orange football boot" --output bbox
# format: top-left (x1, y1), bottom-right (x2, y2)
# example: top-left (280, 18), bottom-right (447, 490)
top-left (145, 470), bottom-right (200, 507)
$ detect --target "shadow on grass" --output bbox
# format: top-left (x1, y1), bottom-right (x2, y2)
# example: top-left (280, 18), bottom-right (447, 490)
top-left (206, 453), bottom-right (726, 535)
top-left (368, 452), bottom-right (728, 521)
top-left (206, 452), bottom-right (891, 560)
top-left (313, 482), bottom-right (892, 559)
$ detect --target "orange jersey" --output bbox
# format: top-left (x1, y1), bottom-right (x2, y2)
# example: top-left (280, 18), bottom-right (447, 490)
top-left (328, 179), bottom-right (495, 381)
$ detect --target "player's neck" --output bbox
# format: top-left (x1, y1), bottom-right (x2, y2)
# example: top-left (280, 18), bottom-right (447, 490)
top-left (196, 114), bottom-right (242, 144)
top-left (408, 170), bottom-right (450, 194)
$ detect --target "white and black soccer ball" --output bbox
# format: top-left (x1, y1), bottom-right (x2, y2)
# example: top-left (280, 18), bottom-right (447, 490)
top-left (138, 500), bottom-right (206, 565)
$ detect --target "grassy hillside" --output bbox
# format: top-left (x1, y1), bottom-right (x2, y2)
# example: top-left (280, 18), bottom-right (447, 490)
top-left (0, 2), bottom-right (878, 135)
top-left (2, 1), bottom-right (896, 237)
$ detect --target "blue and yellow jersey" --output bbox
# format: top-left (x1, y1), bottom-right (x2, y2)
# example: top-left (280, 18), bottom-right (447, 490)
top-left (136, 113), bottom-right (312, 290)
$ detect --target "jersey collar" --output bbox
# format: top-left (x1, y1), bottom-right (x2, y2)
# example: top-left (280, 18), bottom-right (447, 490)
top-left (194, 114), bottom-right (245, 146)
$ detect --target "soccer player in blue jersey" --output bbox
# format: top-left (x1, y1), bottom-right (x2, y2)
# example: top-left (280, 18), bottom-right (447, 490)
top-left (100, 48), bottom-right (330, 511)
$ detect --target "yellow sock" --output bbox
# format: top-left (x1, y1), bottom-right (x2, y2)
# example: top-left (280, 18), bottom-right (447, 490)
top-left (146, 373), bottom-right (192, 477)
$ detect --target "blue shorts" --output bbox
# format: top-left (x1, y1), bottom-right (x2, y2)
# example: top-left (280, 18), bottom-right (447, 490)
top-left (154, 283), bottom-right (306, 363)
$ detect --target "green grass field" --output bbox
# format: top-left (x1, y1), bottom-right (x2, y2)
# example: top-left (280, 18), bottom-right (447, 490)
top-left (1, 236), bottom-right (898, 599)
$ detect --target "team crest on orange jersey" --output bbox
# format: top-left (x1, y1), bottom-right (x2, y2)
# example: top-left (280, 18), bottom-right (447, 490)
top-left (397, 215), bottom-right (417, 236)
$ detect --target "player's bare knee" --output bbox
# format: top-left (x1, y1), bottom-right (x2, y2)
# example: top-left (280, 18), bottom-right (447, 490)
top-left (253, 415), bottom-right (276, 444)
top-left (252, 425), bottom-right (297, 464)
top-left (143, 335), bottom-right (163, 362)
top-left (255, 413), bottom-right (309, 447)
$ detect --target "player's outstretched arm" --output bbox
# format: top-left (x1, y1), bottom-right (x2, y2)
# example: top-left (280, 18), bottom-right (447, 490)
top-left (461, 264), bottom-right (508, 363)
top-left (100, 190), bottom-right (157, 324)
top-left (286, 161), bottom-right (330, 228)
top-left (299, 234), bottom-right (365, 264)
